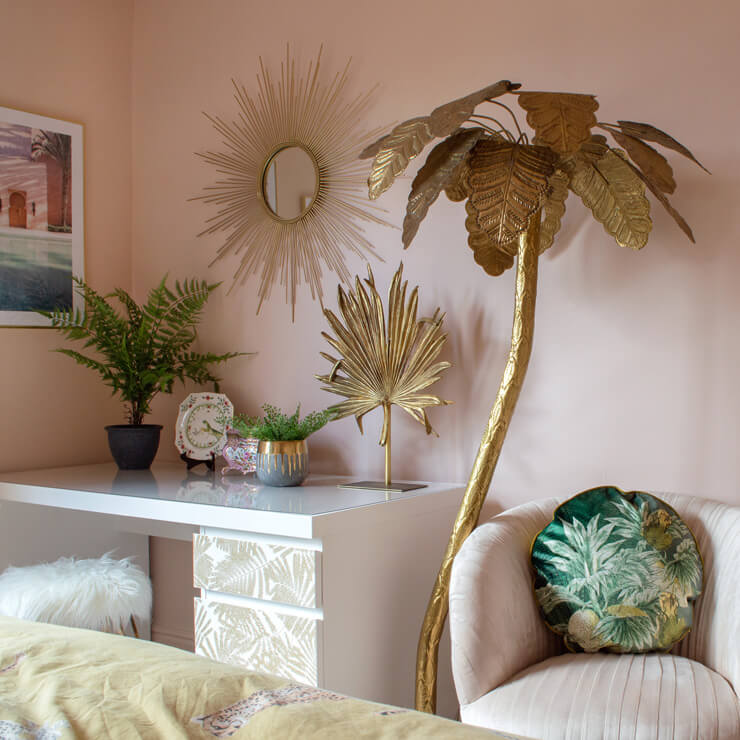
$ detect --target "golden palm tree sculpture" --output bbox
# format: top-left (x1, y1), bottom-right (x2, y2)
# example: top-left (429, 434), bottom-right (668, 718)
top-left (361, 81), bottom-right (707, 713)
top-left (316, 263), bottom-right (451, 490)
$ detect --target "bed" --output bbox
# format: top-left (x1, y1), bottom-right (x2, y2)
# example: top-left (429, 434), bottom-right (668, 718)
top-left (0, 617), bottom-right (530, 739)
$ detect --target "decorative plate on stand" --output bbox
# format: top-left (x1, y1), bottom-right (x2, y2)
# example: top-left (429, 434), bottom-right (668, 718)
top-left (175, 393), bottom-right (233, 468)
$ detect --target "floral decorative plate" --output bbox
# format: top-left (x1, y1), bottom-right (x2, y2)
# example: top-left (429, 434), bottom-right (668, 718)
top-left (175, 393), bottom-right (233, 460)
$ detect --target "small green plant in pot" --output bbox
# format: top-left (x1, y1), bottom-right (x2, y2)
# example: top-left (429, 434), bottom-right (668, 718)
top-left (40, 276), bottom-right (246, 469)
top-left (230, 404), bottom-right (332, 486)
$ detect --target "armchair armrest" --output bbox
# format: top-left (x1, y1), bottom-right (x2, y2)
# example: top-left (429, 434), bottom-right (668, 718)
top-left (449, 498), bottom-right (563, 707)
top-left (662, 493), bottom-right (740, 694)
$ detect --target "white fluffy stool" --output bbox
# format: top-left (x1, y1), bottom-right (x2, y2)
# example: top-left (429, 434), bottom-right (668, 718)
top-left (0, 554), bottom-right (152, 637)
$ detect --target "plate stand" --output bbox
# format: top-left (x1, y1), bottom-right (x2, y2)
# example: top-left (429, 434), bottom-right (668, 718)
top-left (180, 452), bottom-right (215, 472)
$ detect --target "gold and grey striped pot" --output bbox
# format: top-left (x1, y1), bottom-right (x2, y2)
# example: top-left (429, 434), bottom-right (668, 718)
top-left (255, 440), bottom-right (309, 487)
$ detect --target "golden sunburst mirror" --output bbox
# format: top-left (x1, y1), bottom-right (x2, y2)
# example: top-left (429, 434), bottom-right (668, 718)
top-left (195, 46), bottom-right (391, 318)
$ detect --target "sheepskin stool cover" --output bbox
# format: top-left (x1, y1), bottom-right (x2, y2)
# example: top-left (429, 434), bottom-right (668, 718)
top-left (0, 554), bottom-right (152, 634)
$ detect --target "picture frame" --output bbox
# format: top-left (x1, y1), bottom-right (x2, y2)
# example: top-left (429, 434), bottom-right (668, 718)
top-left (0, 105), bottom-right (84, 327)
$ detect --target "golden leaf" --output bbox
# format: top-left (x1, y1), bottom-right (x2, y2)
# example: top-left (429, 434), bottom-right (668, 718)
top-left (403, 128), bottom-right (487, 248)
top-left (468, 139), bottom-right (556, 246)
top-left (367, 117), bottom-right (434, 200)
top-left (444, 161), bottom-right (470, 202)
top-left (558, 134), bottom-right (609, 180)
top-left (618, 152), bottom-right (695, 243)
top-left (569, 149), bottom-right (652, 249)
top-left (580, 134), bottom-right (609, 162)
top-left (617, 120), bottom-right (709, 173)
top-left (316, 264), bottom-right (451, 445)
top-left (464, 198), bottom-right (515, 276)
top-left (428, 80), bottom-right (520, 138)
top-left (539, 170), bottom-right (569, 253)
top-left (360, 131), bottom-right (394, 160)
top-left (517, 92), bottom-right (599, 155)
top-left (601, 126), bottom-right (676, 194)
top-left (574, 134), bottom-right (609, 165)
top-left (445, 131), bottom-right (509, 203)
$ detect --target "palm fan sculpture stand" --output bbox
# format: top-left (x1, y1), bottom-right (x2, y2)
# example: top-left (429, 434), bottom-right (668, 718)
top-left (361, 81), bottom-right (707, 713)
top-left (317, 263), bottom-right (452, 492)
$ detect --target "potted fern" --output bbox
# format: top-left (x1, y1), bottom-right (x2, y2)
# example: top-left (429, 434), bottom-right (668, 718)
top-left (40, 276), bottom-right (246, 469)
top-left (230, 404), bottom-right (332, 486)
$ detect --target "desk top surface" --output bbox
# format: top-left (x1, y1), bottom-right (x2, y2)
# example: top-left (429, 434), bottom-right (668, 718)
top-left (0, 463), bottom-right (463, 537)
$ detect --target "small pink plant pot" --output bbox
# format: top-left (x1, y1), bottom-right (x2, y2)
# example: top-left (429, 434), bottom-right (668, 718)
top-left (220, 431), bottom-right (259, 476)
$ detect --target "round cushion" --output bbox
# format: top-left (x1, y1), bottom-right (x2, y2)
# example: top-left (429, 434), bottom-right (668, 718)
top-left (531, 486), bottom-right (702, 653)
top-left (0, 554), bottom-right (152, 631)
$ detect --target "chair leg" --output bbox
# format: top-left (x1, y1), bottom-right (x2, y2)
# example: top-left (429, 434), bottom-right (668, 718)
top-left (130, 615), bottom-right (140, 639)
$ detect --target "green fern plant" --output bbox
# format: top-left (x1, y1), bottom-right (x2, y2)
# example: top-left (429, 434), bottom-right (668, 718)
top-left (230, 404), bottom-right (332, 441)
top-left (40, 276), bottom-right (246, 424)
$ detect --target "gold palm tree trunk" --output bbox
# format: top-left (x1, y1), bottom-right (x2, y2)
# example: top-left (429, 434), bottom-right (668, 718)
top-left (415, 213), bottom-right (541, 714)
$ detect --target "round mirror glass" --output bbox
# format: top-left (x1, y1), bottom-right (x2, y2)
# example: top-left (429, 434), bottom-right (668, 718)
top-left (262, 145), bottom-right (318, 221)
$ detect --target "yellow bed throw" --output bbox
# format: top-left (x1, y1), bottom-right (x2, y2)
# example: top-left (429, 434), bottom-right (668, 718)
top-left (0, 617), bottom-right (529, 739)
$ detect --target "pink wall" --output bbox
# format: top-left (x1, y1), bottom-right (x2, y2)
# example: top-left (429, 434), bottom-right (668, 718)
top-left (0, 0), bottom-right (133, 472)
top-left (131, 0), bottom-right (740, 511)
top-left (2, 0), bottom-right (737, 664)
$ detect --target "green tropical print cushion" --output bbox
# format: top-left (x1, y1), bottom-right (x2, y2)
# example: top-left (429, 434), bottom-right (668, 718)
top-left (531, 487), bottom-right (703, 653)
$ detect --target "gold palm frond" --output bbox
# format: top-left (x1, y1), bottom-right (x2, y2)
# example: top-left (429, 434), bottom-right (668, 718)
top-left (316, 263), bottom-right (451, 451)
top-left (570, 148), bottom-right (652, 250)
top-left (467, 139), bottom-right (557, 246)
top-left (403, 127), bottom-right (487, 248)
top-left (361, 80), bottom-right (520, 200)
top-left (464, 196), bottom-right (515, 276)
top-left (364, 83), bottom-right (706, 274)
top-left (516, 91), bottom-right (599, 155)
top-left (539, 169), bottom-right (570, 253)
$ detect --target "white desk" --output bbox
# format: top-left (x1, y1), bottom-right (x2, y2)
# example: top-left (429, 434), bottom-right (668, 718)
top-left (0, 463), bottom-right (463, 717)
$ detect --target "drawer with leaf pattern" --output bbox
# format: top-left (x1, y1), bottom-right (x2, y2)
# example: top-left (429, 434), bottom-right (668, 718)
top-left (194, 597), bottom-right (319, 686)
top-left (193, 534), bottom-right (320, 608)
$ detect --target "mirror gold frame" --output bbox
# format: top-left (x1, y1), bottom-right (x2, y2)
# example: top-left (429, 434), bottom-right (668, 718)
top-left (258, 142), bottom-right (320, 224)
top-left (196, 46), bottom-right (390, 318)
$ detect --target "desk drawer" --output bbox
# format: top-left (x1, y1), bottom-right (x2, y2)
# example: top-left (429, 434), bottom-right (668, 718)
top-left (194, 597), bottom-right (319, 686)
top-left (193, 534), bottom-right (320, 608)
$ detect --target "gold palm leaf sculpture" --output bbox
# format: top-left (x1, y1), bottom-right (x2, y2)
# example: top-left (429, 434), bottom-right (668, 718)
top-left (362, 81), bottom-right (707, 713)
top-left (316, 263), bottom-right (451, 490)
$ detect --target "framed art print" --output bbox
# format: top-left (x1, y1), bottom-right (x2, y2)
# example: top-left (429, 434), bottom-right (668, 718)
top-left (0, 106), bottom-right (84, 326)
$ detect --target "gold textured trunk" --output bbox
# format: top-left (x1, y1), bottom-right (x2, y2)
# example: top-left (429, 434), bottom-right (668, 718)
top-left (415, 213), bottom-right (541, 714)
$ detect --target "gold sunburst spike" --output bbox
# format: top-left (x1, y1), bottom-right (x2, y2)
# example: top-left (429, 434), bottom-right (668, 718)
top-left (194, 46), bottom-right (393, 318)
top-left (316, 263), bottom-right (452, 492)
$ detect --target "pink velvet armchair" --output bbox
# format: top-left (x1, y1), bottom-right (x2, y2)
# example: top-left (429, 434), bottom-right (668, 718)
top-left (449, 493), bottom-right (740, 739)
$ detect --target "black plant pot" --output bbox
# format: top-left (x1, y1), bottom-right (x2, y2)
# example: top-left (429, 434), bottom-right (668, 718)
top-left (105, 424), bottom-right (163, 470)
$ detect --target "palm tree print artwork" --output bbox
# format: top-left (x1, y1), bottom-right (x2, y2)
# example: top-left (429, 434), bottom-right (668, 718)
top-left (362, 82), bottom-right (707, 711)
top-left (532, 487), bottom-right (702, 653)
top-left (0, 106), bottom-right (83, 325)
